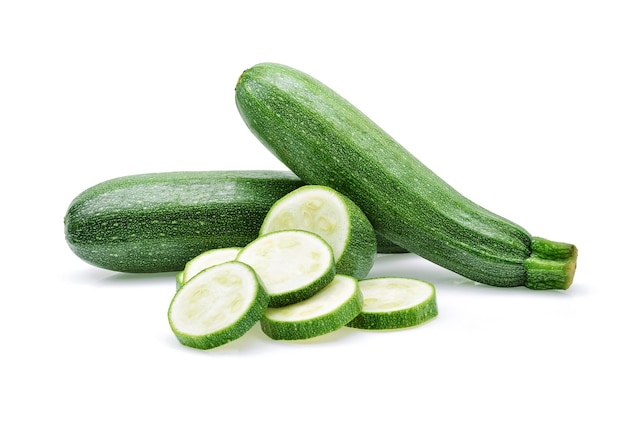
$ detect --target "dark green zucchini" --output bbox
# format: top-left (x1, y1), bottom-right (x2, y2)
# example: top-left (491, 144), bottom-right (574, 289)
top-left (65, 170), bottom-right (402, 273)
top-left (64, 171), bottom-right (305, 272)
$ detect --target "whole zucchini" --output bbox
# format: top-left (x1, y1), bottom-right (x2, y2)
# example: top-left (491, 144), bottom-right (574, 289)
top-left (235, 63), bottom-right (577, 289)
top-left (64, 171), bottom-right (305, 272)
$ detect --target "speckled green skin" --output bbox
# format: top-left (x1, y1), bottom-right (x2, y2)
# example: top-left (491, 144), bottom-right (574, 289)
top-left (375, 234), bottom-right (408, 254)
top-left (64, 171), bottom-right (304, 272)
top-left (327, 188), bottom-right (377, 279)
top-left (235, 63), bottom-right (577, 289)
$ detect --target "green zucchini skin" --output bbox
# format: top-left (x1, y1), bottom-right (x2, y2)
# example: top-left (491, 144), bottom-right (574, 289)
top-left (375, 233), bottom-right (408, 254)
top-left (64, 171), bottom-right (305, 273)
top-left (235, 63), bottom-right (577, 289)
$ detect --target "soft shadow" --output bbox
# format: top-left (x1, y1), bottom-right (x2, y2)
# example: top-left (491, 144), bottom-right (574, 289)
top-left (368, 253), bottom-right (474, 286)
top-left (68, 266), bottom-right (179, 287)
top-left (162, 321), bottom-right (366, 356)
top-left (162, 323), bottom-right (274, 356)
top-left (368, 253), bottom-right (577, 298)
top-left (263, 324), bottom-right (358, 346)
top-left (102, 271), bottom-right (179, 284)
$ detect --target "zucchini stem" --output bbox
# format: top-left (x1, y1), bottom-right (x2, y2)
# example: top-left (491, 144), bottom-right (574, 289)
top-left (524, 237), bottom-right (578, 289)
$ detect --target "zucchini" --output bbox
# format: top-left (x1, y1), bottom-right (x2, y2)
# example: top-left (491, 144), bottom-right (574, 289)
top-left (235, 63), bottom-right (578, 289)
top-left (178, 247), bottom-right (242, 289)
top-left (235, 230), bottom-right (336, 307)
top-left (346, 277), bottom-right (438, 330)
top-left (168, 261), bottom-right (268, 350)
top-left (260, 274), bottom-right (362, 341)
top-left (375, 234), bottom-right (408, 254)
top-left (65, 170), bottom-right (402, 273)
top-left (64, 171), bottom-right (304, 273)
top-left (259, 185), bottom-right (377, 279)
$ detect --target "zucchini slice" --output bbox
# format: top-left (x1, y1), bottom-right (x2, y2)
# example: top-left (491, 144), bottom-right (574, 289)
top-left (168, 261), bottom-right (268, 350)
top-left (260, 185), bottom-right (377, 279)
top-left (180, 247), bottom-right (242, 287)
top-left (347, 277), bottom-right (438, 330)
top-left (260, 275), bottom-right (362, 340)
top-left (175, 271), bottom-right (185, 290)
top-left (236, 230), bottom-right (336, 307)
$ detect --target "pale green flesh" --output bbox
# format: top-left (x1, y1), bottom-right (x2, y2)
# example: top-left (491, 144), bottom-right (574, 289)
top-left (236, 230), bottom-right (334, 297)
top-left (169, 262), bottom-right (258, 337)
top-left (358, 278), bottom-right (434, 313)
top-left (347, 277), bottom-right (438, 330)
top-left (182, 247), bottom-right (242, 285)
top-left (261, 186), bottom-right (349, 263)
top-left (264, 275), bottom-right (358, 322)
top-left (260, 184), bottom-right (377, 279)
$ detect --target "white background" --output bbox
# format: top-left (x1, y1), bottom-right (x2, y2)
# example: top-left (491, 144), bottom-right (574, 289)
top-left (2, 1), bottom-right (624, 433)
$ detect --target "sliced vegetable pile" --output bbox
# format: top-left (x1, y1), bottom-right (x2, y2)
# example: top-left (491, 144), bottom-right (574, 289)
top-left (169, 193), bottom-right (439, 349)
top-left (64, 62), bottom-right (578, 351)
top-left (169, 186), bottom-right (437, 349)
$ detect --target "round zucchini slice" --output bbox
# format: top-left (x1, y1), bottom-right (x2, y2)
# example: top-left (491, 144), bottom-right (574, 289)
top-left (168, 261), bottom-right (268, 350)
top-left (236, 230), bottom-right (336, 307)
top-left (260, 185), bottom-right (377, 279)
top-left (260, 275), bottom-right (362, 340)
top-left (347, 277), bottom-right (437, 330)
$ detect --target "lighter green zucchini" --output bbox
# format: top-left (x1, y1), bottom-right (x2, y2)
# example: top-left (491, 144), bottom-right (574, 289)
top-left (64, 171), bottom-right (304, 272)
top-left (235, 63), bottom-right (577, 289)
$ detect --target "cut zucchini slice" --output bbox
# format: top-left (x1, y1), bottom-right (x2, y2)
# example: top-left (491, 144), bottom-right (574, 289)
top-left (347, 277), bottom-right (437, 330)
top-left (168, 261), bottom-right (268, 350)
top-left (175, 271), bottom-right (185, 290)
top-left (260, 275), bottom-right (362, 340)
top-left (236, 230), bottom-right (336, 307)
top-left (260, 185), bottom-right (377, 279)
top-left (181, 247), bottom-right (242, 286)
